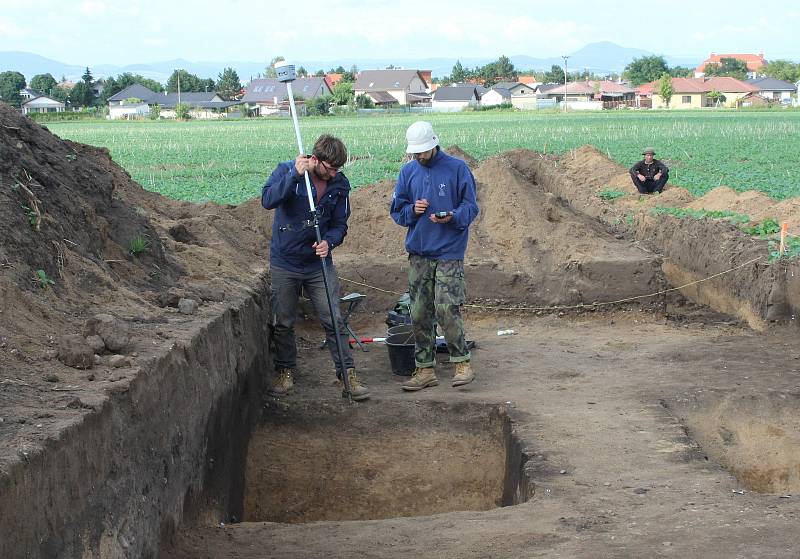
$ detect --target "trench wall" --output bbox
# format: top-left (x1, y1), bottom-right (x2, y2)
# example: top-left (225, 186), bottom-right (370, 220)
top-left (518, 157), bottom-right (800, 330)
top-left (0, 281), bottom-right (271, 558)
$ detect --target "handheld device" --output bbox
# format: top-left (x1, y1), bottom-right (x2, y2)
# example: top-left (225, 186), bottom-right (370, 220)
top-left (435, 211), bottom-right (449, 218)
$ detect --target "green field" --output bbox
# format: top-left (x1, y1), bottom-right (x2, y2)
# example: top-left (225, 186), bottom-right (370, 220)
top-left (47, 110), bottom-right (800, 205)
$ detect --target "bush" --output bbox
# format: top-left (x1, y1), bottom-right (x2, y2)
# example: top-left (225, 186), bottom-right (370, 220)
top-left (28, 111), bottom-right (100, 122)
top-left (175, 103), bottom-right (191, 120)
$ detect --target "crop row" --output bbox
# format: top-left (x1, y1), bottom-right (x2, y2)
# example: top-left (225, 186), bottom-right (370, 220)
top-left (48, 110), bottom-right (800, 204)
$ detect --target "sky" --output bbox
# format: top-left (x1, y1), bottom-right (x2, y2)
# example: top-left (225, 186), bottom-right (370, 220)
top-left (1, 0), bottom-right (799, 65)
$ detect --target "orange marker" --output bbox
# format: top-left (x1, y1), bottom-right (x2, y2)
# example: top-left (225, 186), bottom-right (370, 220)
top-left (780, 221), bottom-right (789, 255)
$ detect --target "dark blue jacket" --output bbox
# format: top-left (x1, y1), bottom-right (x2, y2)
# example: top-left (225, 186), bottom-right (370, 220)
top-left (262, 161), bottom-right (351, 273)
top-left (390, 149), bottom-right (479, 260)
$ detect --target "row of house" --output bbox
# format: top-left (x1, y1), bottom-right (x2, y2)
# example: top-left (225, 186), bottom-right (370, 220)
top-left (13, 61), bottom-right (800, 118)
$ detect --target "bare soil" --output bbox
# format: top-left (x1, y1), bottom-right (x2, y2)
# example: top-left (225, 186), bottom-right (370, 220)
top-left (2, 104), bottom-right (800, 558)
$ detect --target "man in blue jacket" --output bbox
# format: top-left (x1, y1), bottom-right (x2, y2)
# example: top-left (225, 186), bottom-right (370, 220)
top-left (390, 121), bottom-right (479, 391)
top-left (262, 134), bottom-right (369, 400)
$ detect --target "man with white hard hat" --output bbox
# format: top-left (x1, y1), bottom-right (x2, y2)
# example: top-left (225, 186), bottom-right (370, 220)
top-left (390, 121), bottom-right (479, 391)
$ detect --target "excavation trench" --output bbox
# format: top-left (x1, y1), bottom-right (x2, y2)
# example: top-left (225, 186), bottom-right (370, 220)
top-left (239, 400), bottom-right (531, 523)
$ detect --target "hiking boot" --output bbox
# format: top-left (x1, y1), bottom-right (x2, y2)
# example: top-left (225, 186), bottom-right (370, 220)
top-left (269, 368), bottom-right (294, 395)
top-left (452, 361), bottom-right (475, 387)
top-left (340, 368), bottom-right (370, 401)
top-left (402, 367), bottom-right (439, 391)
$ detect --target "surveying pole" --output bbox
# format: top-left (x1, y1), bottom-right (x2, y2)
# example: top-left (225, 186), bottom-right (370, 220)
top-left (275, 60), bottom-right (353, 402)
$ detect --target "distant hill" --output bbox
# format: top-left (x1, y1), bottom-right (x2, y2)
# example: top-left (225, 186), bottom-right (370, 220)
top-left (0, 42), bottom-right (706, 84)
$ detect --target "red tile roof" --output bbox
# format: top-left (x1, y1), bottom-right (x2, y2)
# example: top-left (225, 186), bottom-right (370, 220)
top-left (641, 76), bottom-right (760, 94)
top-left (324, 73), bottom-right (343, 90)
top-left (697, 53), bottom-right (766, 73)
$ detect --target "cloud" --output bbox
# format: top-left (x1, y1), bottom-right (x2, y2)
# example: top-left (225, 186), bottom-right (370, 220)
top-left (142, 37), bottom-right (167, 47)
top-left (79, 0), bottom-right (108, 16)
top-left (0, 17), bottom-right (28, 39)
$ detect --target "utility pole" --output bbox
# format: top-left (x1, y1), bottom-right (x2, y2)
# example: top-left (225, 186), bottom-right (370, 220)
top-left (177, 72), bottom-right (181, 105)
top-left (562, 55), bottom-right (570, 112)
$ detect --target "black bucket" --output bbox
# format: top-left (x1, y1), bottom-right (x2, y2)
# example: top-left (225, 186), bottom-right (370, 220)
top-left (387, 324), bottom-right (413, 338)
top-left (386, 331), bottom-right (415, 376)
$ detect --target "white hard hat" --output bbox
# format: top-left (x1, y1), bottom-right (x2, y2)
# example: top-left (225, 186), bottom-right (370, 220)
top-left (405, 121), bottom-right (439, 154)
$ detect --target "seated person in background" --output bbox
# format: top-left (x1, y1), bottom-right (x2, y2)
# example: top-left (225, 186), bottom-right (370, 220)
top-left (630, 147), bottom-right (669, 194)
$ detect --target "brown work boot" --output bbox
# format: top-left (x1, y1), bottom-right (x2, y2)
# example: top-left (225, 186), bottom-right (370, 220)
top-left (402, 367), bottom-right (439, 391)
top-left (341, 368), bottom-right (370, 401)
top-left (452, 361), bottom-right (475, 387)
top-left (269, 368), bottom-right (294, 395)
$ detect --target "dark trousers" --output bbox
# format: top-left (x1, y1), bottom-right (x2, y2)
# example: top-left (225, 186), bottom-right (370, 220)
top-left (631, 173), bottom-right (668, 194)
top-left (270, 265), bottom-right (354, 377)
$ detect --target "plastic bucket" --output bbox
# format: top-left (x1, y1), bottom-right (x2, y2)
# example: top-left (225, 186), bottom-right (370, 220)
top-left (386, 332), bottom-right (415, 376)
top-left (387, 324), bottom-right (413, 338)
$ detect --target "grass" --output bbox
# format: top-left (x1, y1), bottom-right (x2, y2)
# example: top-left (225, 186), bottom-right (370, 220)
top-left (649, 206), bottom-right (751, 225)
top-left (598, 189), bottom-right (626, 201)
top-left (32, 269), bottom-right (55, 289)
top-left (129, 233), bottom-right (151, 256)
top-left (46, 110), bottom-right (800, 205)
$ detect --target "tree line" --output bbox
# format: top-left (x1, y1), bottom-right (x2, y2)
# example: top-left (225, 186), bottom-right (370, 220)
top-left (0, 66), bottom-right (245, 109)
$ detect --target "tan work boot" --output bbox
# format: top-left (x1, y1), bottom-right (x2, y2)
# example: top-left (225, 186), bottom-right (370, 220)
top-left (341, 368), bottom-right (370, 401)
top-left (402, 367), bottom-right (439, 391)
top-left (269, 368), bottom-right (294, 395)
top-left (452, 361), bottom-right (475, 387)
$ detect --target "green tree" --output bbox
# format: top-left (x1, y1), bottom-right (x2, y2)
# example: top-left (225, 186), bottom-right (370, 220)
top-left (624, 55), bottom-right (669, 86)
top-left (167, 69), bottom-right (203, 92)
top-left (541, 65), bottom-right (565, 84)
top-left (216, 67), bottom-right (242, 100)
top-left (49, 85), bottom-right (70, 103)
top-left (297, 66), bottom-right (308, 77)
top-left (265, 56), bottom-right (286, 78)
top-left (314, 69), bottom-right (325, 77)
top-left (149, 104), bottom-right (161, 119)
top-left (307, 94), bottom-right (332, 116)
top-left (488, 55), bottom-right (517, 83)
top-left (69, 81), bottom-right (92, 108)
top-left (332, 81), bottom-right (354, 105)
top-left (669, 66), bottom-right (694, 78)
top-left (703, 57), bottom-right (748, 80)
top-left (0, 70), bottom-right (25, 107)
top-left (658, 73), bottom-right (674, 108)
top-left (29, 73), bottom-right (58, 95)
top-left (80, 67), bottom-right (96, 106)
top-left (762, 60), bottom-right (800, 83)
top-left (199, 77), bottom-right (216, 92)
top-left (341, 65), bottom-right (358, 83)
top-left (451, 60), bottom-right (467, 83)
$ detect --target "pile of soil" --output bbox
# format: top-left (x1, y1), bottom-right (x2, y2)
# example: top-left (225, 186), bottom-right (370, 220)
top-left (341, 148), bottom-right (664, 307)
top-left (0, 104), bottom-right (271, 467)
top-left (508, 145), bottom-right (800, 231)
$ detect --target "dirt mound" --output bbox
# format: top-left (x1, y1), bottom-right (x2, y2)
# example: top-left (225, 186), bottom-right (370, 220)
top-left (341, 150), bottom-right (664, 307)
top-left (0, 105), bottom-right (179, 292)
top-left (0, 104), bottom-right (269, 469)
top-left (444, 145), bottom-right (479, 169)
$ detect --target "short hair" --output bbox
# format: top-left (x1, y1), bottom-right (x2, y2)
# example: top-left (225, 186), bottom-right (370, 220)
top-left (312, 134), bottom-right (347, 168)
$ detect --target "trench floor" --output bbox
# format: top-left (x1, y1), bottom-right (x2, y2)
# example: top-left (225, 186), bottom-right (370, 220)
top-left (165, 305), bottom-right (800, 558)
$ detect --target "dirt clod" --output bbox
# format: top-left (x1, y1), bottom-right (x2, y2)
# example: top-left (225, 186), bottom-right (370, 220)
top-left (57, 334), bottom-right (94, 369)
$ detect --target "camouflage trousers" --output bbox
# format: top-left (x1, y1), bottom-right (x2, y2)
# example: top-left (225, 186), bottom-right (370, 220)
top-left (408, 255), bottom-right (471, 368)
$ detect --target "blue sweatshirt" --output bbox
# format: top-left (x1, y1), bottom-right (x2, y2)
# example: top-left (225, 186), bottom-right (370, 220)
top-left (262, 161), bottom-right (351, 274)
top-left (390, 149), bottom-right (479, 260)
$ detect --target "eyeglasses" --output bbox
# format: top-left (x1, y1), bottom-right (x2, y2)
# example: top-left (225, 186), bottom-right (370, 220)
top-left (317, 159), bottom-right (339, 174)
